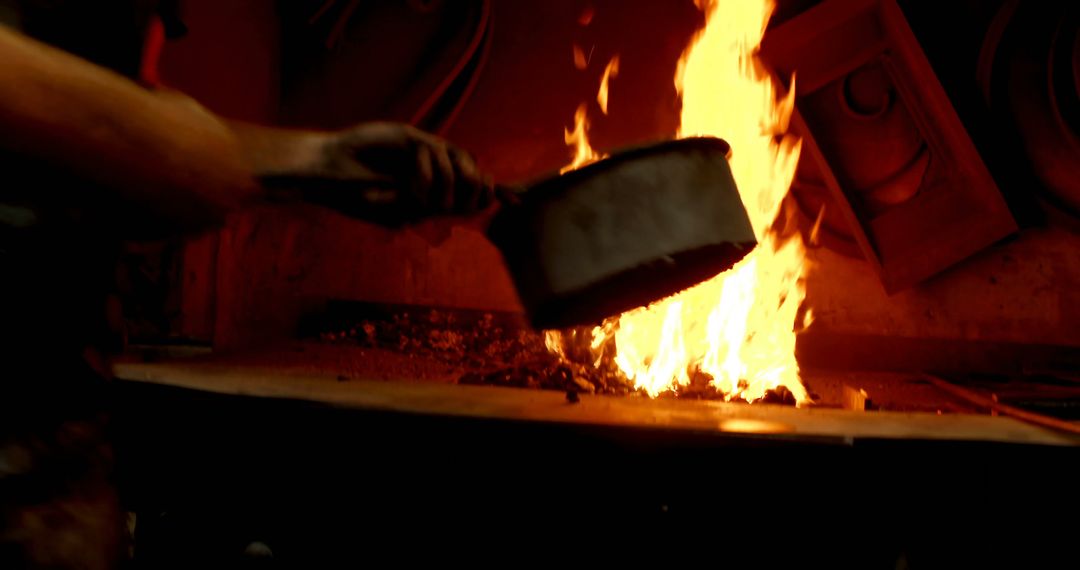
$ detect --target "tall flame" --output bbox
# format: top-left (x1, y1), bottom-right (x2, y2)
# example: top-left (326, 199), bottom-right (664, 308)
top-left (560, 103), bottom-right (605, 174)
top-left (597, 56), bottom-right (620, 115)
top-left (553, 0), bottom-right (810, 404)
top-left (561, 55), bottom-right (621, 175)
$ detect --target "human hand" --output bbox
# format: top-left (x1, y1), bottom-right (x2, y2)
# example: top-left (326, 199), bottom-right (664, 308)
top-left (289, 122), bottom-right (495, 223)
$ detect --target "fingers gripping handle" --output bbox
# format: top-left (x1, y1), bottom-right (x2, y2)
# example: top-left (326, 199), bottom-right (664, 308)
top-left (258, 174), bottom-right (519, 228)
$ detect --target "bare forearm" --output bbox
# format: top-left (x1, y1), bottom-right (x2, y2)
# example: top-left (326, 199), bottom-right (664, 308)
top-left (0, 26), bottom-right (261, 228)
top-left (228, 121), bottom-right (329, 177)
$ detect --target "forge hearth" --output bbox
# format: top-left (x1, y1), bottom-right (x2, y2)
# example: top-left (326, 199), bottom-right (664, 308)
top-left (120, 301), bottom-right (1061, 428)
top-left (86, 0), bottom-right (1080, 456)
top-left (308, 302), bottom-right (810, 404)
top-left (109, 359), bottom-right (1079, 564)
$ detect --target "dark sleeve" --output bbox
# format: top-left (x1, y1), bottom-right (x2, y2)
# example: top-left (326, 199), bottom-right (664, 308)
top-left (0, 0), bottom-right (22, 28)
top-left (6, 0), bottom-right (162, 77)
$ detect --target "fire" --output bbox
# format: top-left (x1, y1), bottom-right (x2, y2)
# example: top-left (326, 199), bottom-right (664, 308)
top-left (552, 0), bottom-right (809, 404)
top-left (560, 103), bottom-right (605, 174)
top-left (544, 330), bottom-right (566, 358)
top-left (560, 55), bottom-right (619, 175)
top-left (597, 56), bottom-right (620, 115)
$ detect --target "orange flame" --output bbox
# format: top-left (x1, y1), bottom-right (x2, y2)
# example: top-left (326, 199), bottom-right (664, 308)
top-left (552, 0), bottom-right (809, 404)
top-left (597, 56), bottom-right (620, 115)
top-left (544, 330), bottom-right (566, 358)
top-left (560, 102), bottom-right (606, 174)
top-left (561, 55), bottom-right (619, 174)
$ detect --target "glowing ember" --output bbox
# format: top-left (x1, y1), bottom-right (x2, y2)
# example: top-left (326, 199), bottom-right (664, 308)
top-left (572, 44), bottom-right (589, 70)
top-left (551, 0), bottom-right (809, 404)
top-left (544, 330), bottom-right (566, 358)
